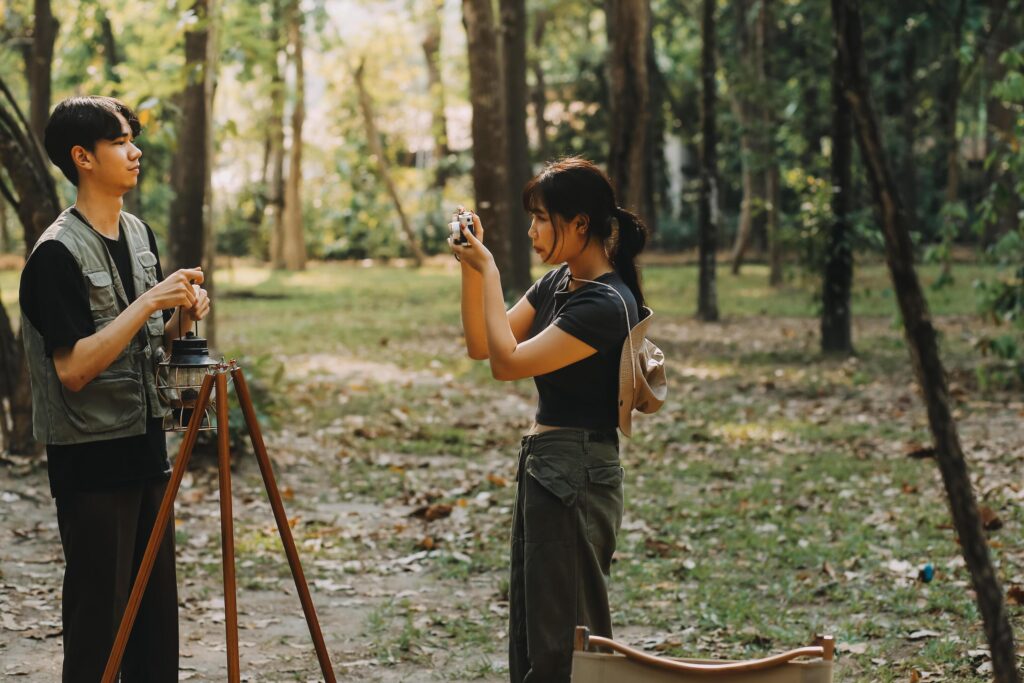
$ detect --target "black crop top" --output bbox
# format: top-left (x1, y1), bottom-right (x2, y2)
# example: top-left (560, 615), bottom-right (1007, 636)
top-left (524, 264), bottom-right (638, 431)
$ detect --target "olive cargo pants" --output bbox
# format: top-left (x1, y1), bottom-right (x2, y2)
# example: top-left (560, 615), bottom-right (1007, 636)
top-left (508, 429), bottom-right (624, 683)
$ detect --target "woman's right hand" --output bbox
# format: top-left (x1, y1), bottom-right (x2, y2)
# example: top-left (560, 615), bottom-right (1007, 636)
top-left (450, 212), bottom-right (495, 274)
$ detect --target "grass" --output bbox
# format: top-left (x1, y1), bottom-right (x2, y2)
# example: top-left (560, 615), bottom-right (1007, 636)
top-left (2, 256), bottom-right (1020, 680)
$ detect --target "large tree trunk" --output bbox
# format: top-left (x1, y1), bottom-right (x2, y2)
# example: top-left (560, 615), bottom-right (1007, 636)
top-left (353, 60), bottom-right (425, 267)
top-left (421, 0), bottom-right (451, 190)
top-left (529, 10), bottom-right (549, 163)
top-left (697, 0), bottom-right (719, 322)
top-left (833, 3), bottom-right (1020, 681)
top-left (282, 0), bottom-right (307, 271)
top-left (605, 0), bottom-right (651, 220)
top-left (29, 0), bottom-right (57, 142)
top-left (462, 0), bottom-right (513, 289)
top-left (0, 78), bottom-right (61, 455)
top-left (168, 0), bottom-right (213, 274)
top-left (266, 0), bottom-right (286, 269)
top-left (501, 0), bottom-right (533, 294)
top-left (821, 31), bottom-right (854, 355)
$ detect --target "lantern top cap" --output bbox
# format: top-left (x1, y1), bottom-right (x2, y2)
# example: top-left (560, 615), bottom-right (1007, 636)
top-left (166, 331), bottom-right (220, 367)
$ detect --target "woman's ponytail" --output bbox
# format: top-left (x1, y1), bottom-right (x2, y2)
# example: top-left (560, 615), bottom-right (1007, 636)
top-left (612, 206), bottom-right (647, 310)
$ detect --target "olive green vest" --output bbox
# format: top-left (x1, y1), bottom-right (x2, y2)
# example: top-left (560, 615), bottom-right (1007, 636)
top-left (22, 209), bottom-right (169, 445)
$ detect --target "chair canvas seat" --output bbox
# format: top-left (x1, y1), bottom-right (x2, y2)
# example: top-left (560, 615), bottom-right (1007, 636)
top-left (571, 651), bottom-right (834, 683)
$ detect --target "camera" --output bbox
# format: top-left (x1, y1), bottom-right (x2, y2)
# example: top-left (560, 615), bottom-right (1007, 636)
top-left (449, 210), bottom-right (475, 246)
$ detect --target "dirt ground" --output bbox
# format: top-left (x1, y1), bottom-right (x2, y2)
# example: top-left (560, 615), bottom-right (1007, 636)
top-left (1, 310), bottom-right (1022, 681)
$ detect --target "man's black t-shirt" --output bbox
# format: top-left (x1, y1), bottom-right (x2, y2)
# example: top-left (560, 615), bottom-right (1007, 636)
top-left (19, 209), bottom-right (172, 498)
top-left (524, 264), bottom-right (638, 432)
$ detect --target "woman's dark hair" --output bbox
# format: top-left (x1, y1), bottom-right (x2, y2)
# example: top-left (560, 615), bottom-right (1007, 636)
top-left (522, 156), bottom-right (647, 308)
top-left (44, 96), bottom-right (141, 186)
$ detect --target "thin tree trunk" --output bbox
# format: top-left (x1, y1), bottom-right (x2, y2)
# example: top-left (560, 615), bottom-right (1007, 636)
top-left (529, 10), bottom-right (549, 162)
top-left (97, 10), bottom-right (142, 218)
top-left (266, 1), bottom-right (286, 269)
top-left (353, 60), bottom-right (425, 267)
top-left (697, 0), bottom-right (719, 322)
top-left (421, 0), bottom-right (451, 190)
top-left (940, 0), bottom-right (966, 205)
top-left (759, 0), bottom-right (782, 286)
top-left (201, 0), bottom-right (219, 346)
top-left (0, 197), bottom-right (9, 253)
top-left (501, 0), bottom-right (533, 294)
top-left (833, 3), bottom-right (1020, 681)
top-left (729, 0), bottom-right (763, 274)
top-left (0, 77), bottom-right (61, 455)
top-left (821, 31), bottom-right (853, 355)
top-left (605, 0), bottom-right (651, 219)
top-left (462, 0), bottom-right (513, 289)
top-left (983, 0), bottom-right (1020, 243)
top-left (29, 0), bottom-right (57, 142)
top-left (282, 0), bottom-right (307, 271)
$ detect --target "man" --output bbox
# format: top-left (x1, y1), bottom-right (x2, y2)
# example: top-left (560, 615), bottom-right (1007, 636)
top-left (19, 95), bottom-right (209, 681)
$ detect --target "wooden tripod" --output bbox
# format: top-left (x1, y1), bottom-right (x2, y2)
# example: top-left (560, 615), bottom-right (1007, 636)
top-left (101, 362), bottom-right (337, 683)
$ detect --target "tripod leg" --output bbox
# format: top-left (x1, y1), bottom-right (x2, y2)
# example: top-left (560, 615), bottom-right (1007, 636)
top-left (101, 373), bottom-right (216, 683)
top-left (231, 367), bottom-right (337, 682)
top-left (215, 371), bottom-right (241, 683)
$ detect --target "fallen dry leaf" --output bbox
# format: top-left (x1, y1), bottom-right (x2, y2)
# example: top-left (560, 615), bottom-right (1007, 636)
top-left (979, 506), bottom-right (1003, 530)
top-left (486, 473), bottom-right (508, 488)
top-left (904, 443), bottom-right (935, 459)
top-left (410, 503), bottom-right (453, 522)
top-left (1006, 585), bottom-right (1023, 606)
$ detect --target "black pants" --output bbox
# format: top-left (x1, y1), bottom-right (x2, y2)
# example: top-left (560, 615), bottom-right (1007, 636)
top-left (508, 429), bottom-right (624, 683)
top-left (55, 479), bottom-right (178, 683)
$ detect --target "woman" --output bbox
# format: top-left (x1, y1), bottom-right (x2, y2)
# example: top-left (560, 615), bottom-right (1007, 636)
top-left (450, 157), bottom-right (648, 682)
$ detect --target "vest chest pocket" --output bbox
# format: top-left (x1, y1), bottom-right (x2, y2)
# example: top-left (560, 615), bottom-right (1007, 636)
top-left (85, 270), bottom-right (117, 313)
top-left (137, 250), bottom-right (159, 288)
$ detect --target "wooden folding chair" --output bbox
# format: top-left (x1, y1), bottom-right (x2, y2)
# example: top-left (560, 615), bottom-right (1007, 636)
top-left (571, 627), bottom-right (835, 683)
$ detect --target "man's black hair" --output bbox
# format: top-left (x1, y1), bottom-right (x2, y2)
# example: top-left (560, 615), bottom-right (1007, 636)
top-left (43, 96), bottom-right (142, 186)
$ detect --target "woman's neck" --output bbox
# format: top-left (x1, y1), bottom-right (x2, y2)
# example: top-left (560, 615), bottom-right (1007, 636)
top-left (565, 243), bottom-right (613, 286)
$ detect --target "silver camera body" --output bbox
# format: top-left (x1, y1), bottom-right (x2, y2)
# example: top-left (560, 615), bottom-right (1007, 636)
top-left (449, 211), bottom-right (475, 246)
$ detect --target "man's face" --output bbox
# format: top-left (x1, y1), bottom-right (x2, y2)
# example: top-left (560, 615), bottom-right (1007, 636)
top-left (74, 112), bottom-right (141, 193)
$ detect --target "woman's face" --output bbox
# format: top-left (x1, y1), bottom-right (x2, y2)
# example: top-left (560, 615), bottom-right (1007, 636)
top-left (528, 203), bottom-right (585, 264)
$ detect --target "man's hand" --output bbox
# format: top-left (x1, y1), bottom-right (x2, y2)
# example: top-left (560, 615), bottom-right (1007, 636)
top-left (143, 268), bottom-right (204, 314)
top-left (189, 284), bottom-right (211, 321)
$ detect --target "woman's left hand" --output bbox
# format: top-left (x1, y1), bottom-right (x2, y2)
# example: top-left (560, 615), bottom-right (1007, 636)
top-left (449, 212), bottom-right (495, 273)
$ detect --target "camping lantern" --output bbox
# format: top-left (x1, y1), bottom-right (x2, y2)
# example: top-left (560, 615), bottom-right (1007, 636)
top-left (157, 326), bottom-right (221, 432)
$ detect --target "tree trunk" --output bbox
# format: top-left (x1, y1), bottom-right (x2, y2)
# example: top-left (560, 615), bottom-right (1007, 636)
top-left (266, 0), bottom-right (286, 269)
top-left (353, 60), bottom-right (426, 267)
top-left (421, 0), bottom-right (451, 190)
top-left (282, 0), bottom-right (307, 271)
top-left (729, 0), bottom-right (764, 275)
top-left (605, 0), bottom-right (651, 220)
top-left (0, 197), bottom-right (9, 253)
top-left (833, 3), bottom-right (1020, 681)
top-left (939, 0), bottom-right (966, 205)
top-left (821, 32), bottom-right (854, 355)
top-left (501, 0), bottom-right (533, 295)
top-left (0, 77), bottom-right (61, 455)
top-left (697, 0), bottom-right (719, 322)
top-left (167, 0), bottom-right (213, 275)
top-left (462, 0), bottom-right (513, 289)
top-left (759, 0), bottom-right (782, 286)
top-left (202, 1), bottom-right (219, 346)
top-left (29, 0), bottom-right (57, 142)
top-left (983, 0), bottom-right (1020, 243)
top-left (96, 10), bottom-right (142, 218)
top-left (529, 10), bottom-right (549, 163)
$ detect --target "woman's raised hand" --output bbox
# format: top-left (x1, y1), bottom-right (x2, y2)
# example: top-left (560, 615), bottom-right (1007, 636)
top-left (449, 210), bottom-right (495, 274)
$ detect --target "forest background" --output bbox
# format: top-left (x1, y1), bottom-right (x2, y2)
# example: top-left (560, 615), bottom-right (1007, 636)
top-left (0, 0), bottom-right (1022, 680)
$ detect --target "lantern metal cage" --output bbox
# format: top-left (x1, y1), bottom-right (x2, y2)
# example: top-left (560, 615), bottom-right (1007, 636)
top-left (156, 330), bottom-right (222, 432)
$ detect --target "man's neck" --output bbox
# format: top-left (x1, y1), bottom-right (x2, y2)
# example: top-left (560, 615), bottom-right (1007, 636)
top-left (74, 184), bottom-right (124, 239)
